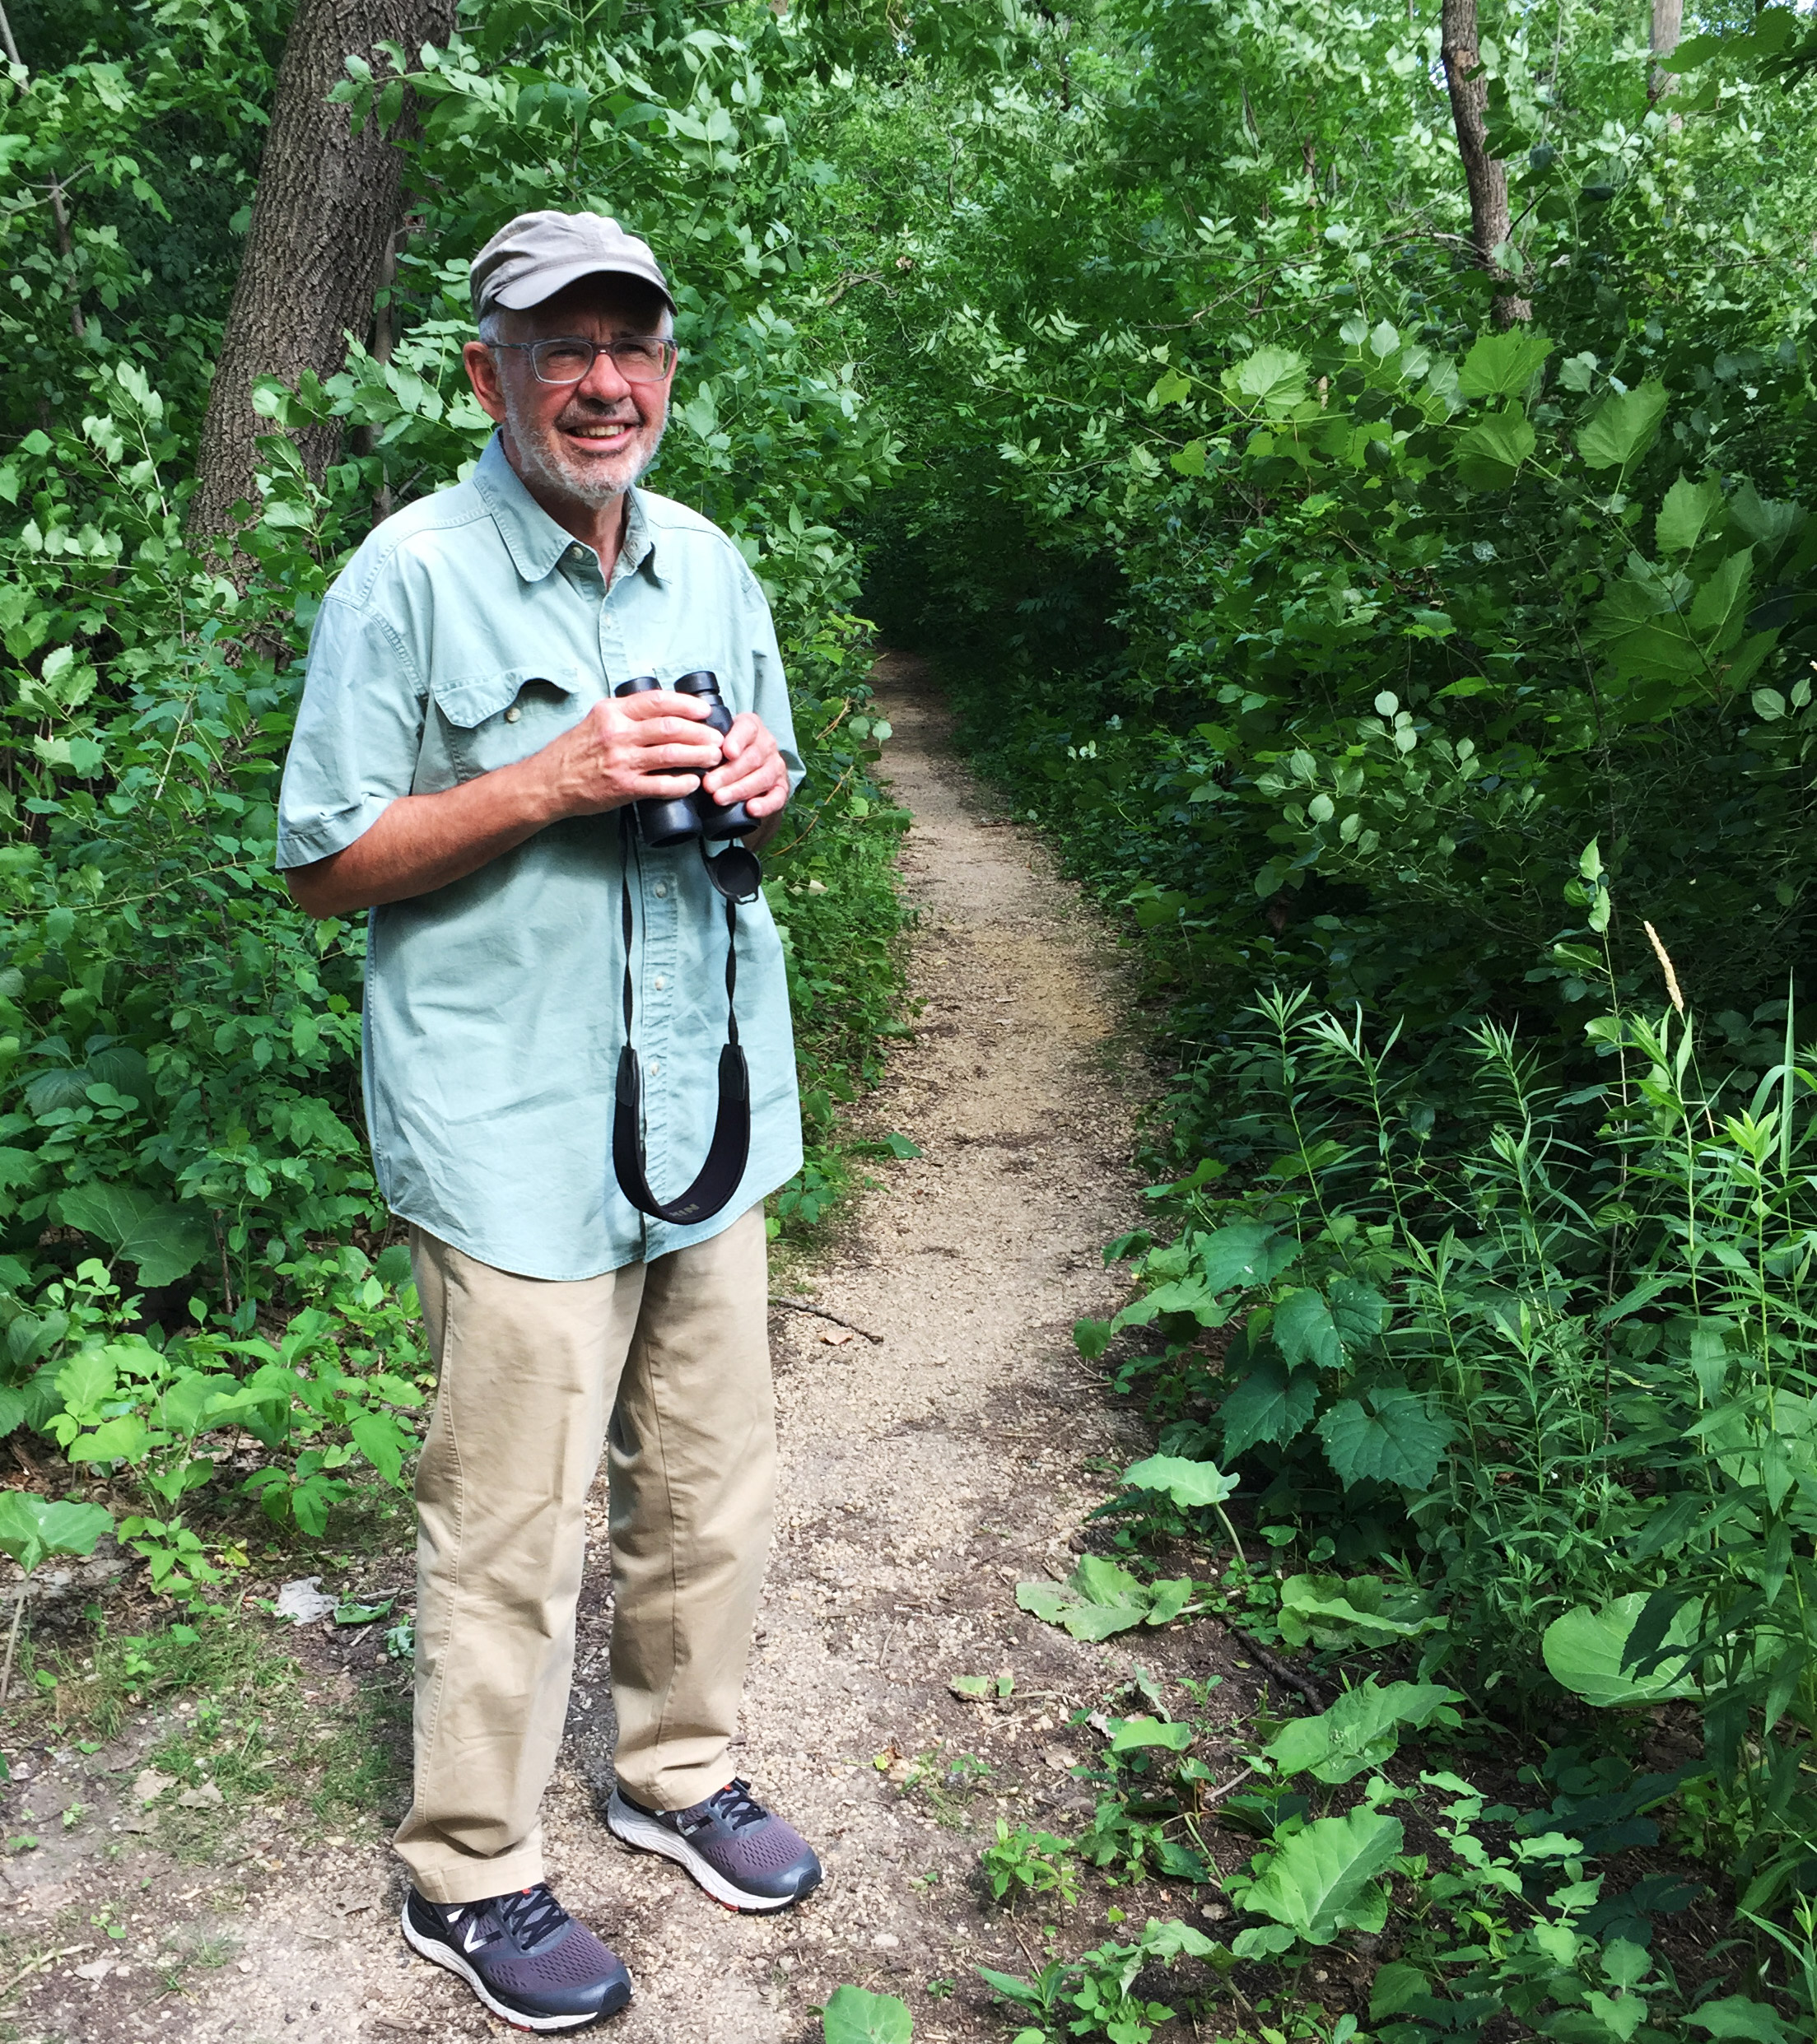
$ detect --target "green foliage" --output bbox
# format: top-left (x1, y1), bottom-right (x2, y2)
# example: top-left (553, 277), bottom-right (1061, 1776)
top-left (1276, 1572), bottom-right (1446, 1654)
top-left (0, 1488), bottom-right (110, 1574)
top-left (1015, 1555), bottom-right (1195, 1641)
top-left (0, 0), bottom-right (915, 1597)
top-left (822, 1985), bottom-right (912, 2044)
top-left (978, 1916), bottom-right (1224, 2044)
top-left (1259, 1679), bottom-right (1462, 1787)
top-left (1227, 1802), bottom-right (1404, 1952)
top-left (979, 1818), bottom-right (1080, 1908)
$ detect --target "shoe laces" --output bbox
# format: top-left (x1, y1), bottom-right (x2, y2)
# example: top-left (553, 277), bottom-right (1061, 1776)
top-left (701, 1778), bottom-right (767, 1832)
top-left (496, 1883), bottom-right (570, 1951)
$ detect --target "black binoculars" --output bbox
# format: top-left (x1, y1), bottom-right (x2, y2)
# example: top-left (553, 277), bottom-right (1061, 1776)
top-left (613, 672), bottom-right (760, 848)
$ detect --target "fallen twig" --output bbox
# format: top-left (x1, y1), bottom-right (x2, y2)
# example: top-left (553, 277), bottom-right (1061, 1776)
top-left (769, 1297), bottom-right (884, 1344)
top-left (1243, 1641), bottom-right (1325, 1711)
top-left (1200, 1762), bottom-right (1256, 1808)
top-left (0, 1944), bottom-right (91, 1999)
top-left (0, 1587), bottom-right (26, 1706)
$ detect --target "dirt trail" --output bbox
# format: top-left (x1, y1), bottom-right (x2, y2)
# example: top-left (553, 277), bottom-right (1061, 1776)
top-left (7, 653), bottom-right (1260, 2044)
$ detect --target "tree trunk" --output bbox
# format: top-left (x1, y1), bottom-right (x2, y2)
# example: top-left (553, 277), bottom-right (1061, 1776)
top-left (1649, 0), bottom-right (1684, 109)
top-left (1439, 0), bottom-right (1530, 327)
top-left (188, 0), bottom-right (456, 540)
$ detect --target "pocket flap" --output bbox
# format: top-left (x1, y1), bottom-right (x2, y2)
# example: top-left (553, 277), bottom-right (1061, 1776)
top-left (431, 668), bottom-right (578, 730)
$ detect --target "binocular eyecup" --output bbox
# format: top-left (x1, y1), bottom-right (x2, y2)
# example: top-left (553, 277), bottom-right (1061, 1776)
top-left (614, 672), bottom-right (761, 848)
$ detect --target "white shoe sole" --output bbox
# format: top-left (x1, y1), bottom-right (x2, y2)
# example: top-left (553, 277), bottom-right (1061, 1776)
top-left (605, 1790), bottom-right (806, 1912)
top-left (399, 1902), bottom-right (631, 2031)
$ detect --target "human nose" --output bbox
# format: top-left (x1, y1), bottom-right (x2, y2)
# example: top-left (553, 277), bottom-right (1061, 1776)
top-left (576, 346), bottom-right (635, 404)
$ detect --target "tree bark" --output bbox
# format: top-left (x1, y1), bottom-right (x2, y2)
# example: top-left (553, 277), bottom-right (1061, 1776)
top-left (1439, 0), bottom-right (1530, 327)
top-left (188, 0), bottom-right (456, 540)
top-left (1649, 0), bottom-right (1684, 109)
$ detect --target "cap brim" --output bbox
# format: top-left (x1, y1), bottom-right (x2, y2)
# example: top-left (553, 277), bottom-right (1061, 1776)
top-left (489, 256), bottom-right (675, 314)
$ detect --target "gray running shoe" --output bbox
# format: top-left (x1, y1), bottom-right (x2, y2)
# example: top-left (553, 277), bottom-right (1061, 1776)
top-left (401, 1883), bottom-right (631, 2031)
top-left (607, 1777), bottom-right (822, 1911)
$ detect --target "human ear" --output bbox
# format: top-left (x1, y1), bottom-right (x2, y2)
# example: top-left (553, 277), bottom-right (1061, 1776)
top-left (463, 340), bottom-right (509, 425)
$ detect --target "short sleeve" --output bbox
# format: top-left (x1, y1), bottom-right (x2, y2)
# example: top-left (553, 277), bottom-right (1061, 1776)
top-left (276, 594), bottom-right (427, 870)
top-left (741, 570), bottom-right (804, 795)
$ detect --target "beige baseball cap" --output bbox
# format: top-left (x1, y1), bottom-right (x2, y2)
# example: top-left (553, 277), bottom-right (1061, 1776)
top-left (469, 210), bottom-right (675, 320)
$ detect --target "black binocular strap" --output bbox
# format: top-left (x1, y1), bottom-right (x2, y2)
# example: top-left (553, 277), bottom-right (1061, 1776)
top-left (612, 812), bottom-right (752, 1225)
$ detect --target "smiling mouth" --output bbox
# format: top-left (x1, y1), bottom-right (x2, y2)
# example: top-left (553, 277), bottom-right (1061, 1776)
top-left (561, 418), bottom-right (638, 448)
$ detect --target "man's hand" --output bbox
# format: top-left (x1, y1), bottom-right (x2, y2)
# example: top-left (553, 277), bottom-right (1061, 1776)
top-left (534, 688), bottom-right (720, 820)
top-left (701, 711), bottom-right (790, 819)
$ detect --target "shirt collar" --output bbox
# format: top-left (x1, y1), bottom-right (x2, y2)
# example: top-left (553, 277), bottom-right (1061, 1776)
top-left (473, 431), bottom-right (663, 588)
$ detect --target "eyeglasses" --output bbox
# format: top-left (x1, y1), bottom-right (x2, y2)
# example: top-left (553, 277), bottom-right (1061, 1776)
top-left (487, 337), bottom-right (679, 385)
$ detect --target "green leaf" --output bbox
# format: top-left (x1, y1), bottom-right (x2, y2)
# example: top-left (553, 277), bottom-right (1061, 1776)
top-left (1688, 547), bottom-right (1754, 650)
top-left (1262, 1679), bottom-right (1461, 1784)
top-left (1149, 368), bottom-right (1191, 407)
top-left (1222, 346), bottom-right (1308, 417)
top-left (0, 1492), bottom-right (113, 1576)
top-left (823, 1984), bottom-right (913, 2044)
top-left (1451, 407), bottom-right (1536, 490)
top-left (1121, 1453), bottom-right (1237, 1508)
top-left (949, 1674), bottom-right (991, 1699)
top-left (1577, 379), bottom-right (1669, 473)
top-left (1016, 1557), bottom-right (1193, 1641)
top-left (1277, 1573), bottom-right (1445, 1652)
top-left (1273, 1287), bottom-right (1343, 1371)
top-left (349, 1410), bottom-right (412, 1490)
top-left (1685, 1995), bottom-right (1795, 2044)
top-left (1656, 474), bottom-right (1726, 555)
top-left (1170, 439), bottom-right (1207, 477)
top-left (1237, 1806), bottom-right (1405, 1944)
top-left (1590, 564), bottom-right (1701, 682)
top-left (1218, 1359), bottom-right (1316, 1457)
top-left (1195, 1222), bottom-right (1299, 1295)
top-left (1108, 1715), bottom-right (1194, 1754)
top-left (54, 1185), bottom-right (212, 1288)
top-left (1316, 1387), bottom-right (1453, 1490)
top-left (1327, 1278), bottom-right (1390, 1343)
top-left (1074, 1318), bottom-right (1115, 1361)
top-left (67, 1414), bottom-right (151, 1465)
top-left (1456, 329), bottom-right (1553, 398)
top-left (54, 1348), bottom-right (118, 1421)
top-left (1541, 1593), bottom-right (1701, 1706)
top-left (1728, 479), bottom-right (1804, 557)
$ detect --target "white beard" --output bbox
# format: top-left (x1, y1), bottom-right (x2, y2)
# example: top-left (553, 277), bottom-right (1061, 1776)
top-left (505, 402), bottom-right (667, 510)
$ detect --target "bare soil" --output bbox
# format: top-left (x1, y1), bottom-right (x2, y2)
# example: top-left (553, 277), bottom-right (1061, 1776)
top-left (0, 653), bottom-right (1275, 2044)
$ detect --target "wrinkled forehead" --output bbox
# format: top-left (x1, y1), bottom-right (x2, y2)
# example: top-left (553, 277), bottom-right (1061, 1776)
top-left (495, 276), bottom-right (673, 340)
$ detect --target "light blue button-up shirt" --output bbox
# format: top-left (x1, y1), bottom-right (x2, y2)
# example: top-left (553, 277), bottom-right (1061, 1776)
top-left (276, 434), bottom-right (804, 1278)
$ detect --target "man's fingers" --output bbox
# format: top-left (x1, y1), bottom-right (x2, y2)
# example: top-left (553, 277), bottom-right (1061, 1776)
top-left (709, 756), bottom-right (788, 809)
top-left (640, 739), bottom-right (722, 770)
top-left (613, 690), bottom-right (712, 723)
top-left (709, 764), bottom-right (784, 807)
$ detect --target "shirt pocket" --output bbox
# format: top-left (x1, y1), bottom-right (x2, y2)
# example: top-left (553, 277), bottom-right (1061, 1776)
top-left (423, 666), bottom-right (591, 787)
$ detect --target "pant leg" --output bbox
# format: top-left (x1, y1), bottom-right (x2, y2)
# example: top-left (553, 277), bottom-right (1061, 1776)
top-left (608, 1204), bottom-right (776, 1811)
top-left (393, 1227), bottom-right (645, 1904)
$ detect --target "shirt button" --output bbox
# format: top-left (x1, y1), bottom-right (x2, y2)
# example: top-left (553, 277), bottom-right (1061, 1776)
top-left (504, 705), bottom-right (522, 724)
top-left (648, 1059), bottom-right (661, 1078)
top-left (653, 882), bottom-right (668, 899)
top-left (653, 975), bottom-right (666, 990)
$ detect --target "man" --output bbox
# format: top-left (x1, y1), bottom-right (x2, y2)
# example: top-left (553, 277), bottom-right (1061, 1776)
top-left (277, 210), bottom-right (822, 2032)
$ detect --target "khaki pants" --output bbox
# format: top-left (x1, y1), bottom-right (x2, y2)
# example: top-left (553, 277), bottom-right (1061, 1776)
top-left (393, 1208), bottom-right (776, 1904)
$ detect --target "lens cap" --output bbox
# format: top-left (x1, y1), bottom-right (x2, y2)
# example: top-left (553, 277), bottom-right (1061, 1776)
top-left (702, 843), bottom-right (762, 903)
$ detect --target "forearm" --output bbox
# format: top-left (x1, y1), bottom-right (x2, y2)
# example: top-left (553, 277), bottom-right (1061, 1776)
top-left (284, 756), bottom-right (563, 918)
